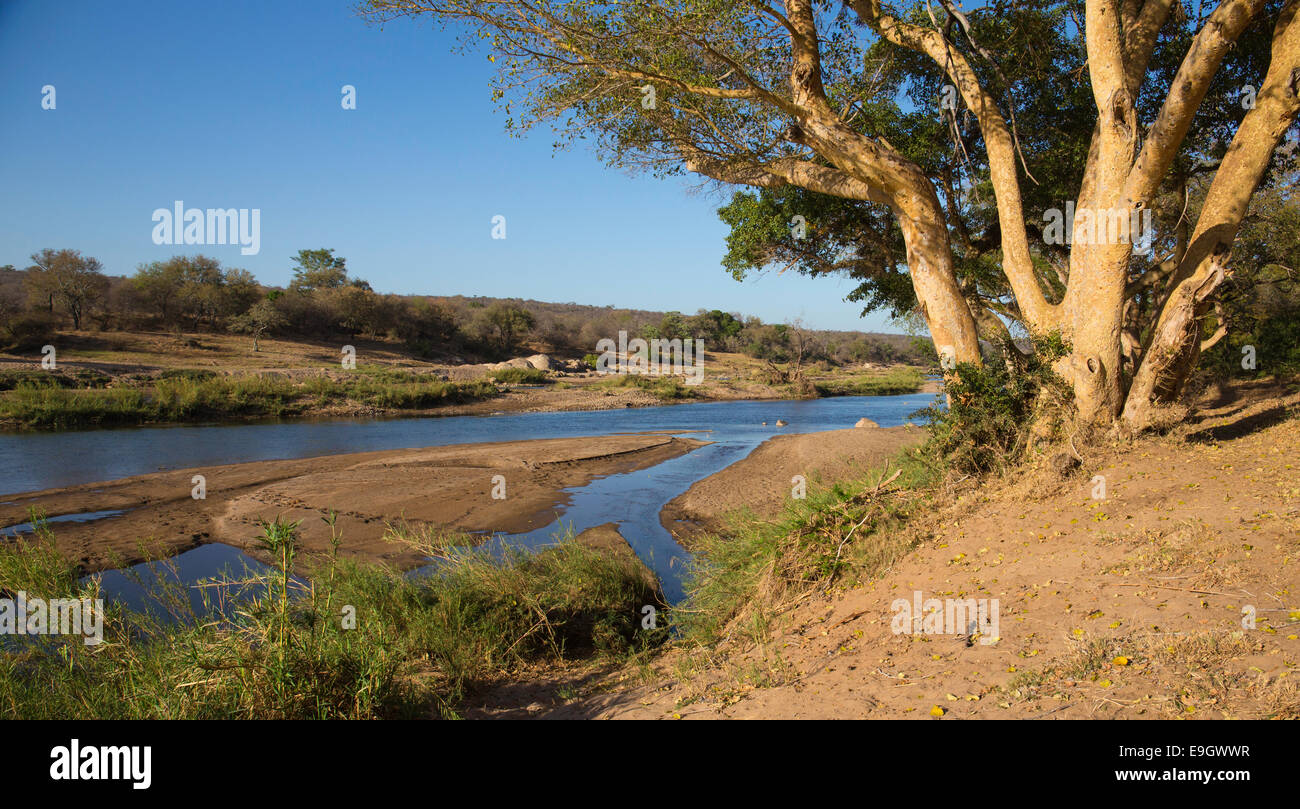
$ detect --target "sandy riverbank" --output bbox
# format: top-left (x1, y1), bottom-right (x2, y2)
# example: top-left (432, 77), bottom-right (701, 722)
top-left (1, 434), bottom-right (707, 573)
top-left (660, 425), bottom-right (926, 544)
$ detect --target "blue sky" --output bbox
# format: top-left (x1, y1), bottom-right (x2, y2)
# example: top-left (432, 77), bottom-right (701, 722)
top-left (0, 0), bottom-right (901, 333)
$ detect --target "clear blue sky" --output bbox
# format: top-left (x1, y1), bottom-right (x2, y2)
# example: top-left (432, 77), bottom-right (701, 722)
top-left (0, 0), bottom-right (901, 333)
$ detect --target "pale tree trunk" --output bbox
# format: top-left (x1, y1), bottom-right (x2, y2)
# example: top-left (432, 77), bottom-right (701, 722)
top-left (1056, 0), bottom-right (1144, 424)
top-left (779, 2), bottom-right (985, 368)
top-left (1122, 0), bottom-right (1300, 429)
top-left (1062, 242), bottom-right (1133, 423)
top-left (890, 184), bottom-right (983, 366)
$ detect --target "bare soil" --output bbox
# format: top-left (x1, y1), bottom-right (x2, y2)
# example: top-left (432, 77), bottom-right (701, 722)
top-left (660, 425), bottom-right (926, 544)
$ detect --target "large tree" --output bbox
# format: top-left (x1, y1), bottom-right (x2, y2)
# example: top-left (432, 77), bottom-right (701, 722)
top-left (361, 0), bottom-right (1300, 429)
top-left (289, 249), bottom-right (349, 292)
top-left (24, 248), bottom-right (108, 329)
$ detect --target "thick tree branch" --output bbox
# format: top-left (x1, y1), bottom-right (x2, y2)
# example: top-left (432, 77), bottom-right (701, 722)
top-left (849, 0), bottom-right (1059, 333)
top-left (1122, 0), bottom-right (1268, 208)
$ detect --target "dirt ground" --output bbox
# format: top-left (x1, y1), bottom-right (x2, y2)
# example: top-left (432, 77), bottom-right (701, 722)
top-left (1, 434), bottom-right (707, 573)
top-left (462, 379), bottom-right (1300, 719)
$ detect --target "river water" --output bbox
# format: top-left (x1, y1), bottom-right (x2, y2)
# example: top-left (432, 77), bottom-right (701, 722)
top-left (1, 393), bottom-right (939, 607)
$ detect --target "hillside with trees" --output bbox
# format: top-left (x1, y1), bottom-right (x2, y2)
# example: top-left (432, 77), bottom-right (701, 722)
top-left (0, 248), bottom-right (934, 366)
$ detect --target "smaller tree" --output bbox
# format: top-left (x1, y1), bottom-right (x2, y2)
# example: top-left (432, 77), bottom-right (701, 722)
top-left (132, 260), bottom-right (184, 322)
top-left (478, 303), bottom-right (535, 355)
top-left (330, 285), bottom-right (380, 336)
top-left (230, 298), bottom-right (288, 352)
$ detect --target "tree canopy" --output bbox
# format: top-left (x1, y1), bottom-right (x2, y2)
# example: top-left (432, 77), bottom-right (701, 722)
top-left (361, 0), bottom-right (1300, 430)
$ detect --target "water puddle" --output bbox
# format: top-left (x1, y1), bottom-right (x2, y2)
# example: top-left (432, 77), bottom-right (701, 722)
top-left (2, 509), bottom-right (127, 537)
top-left (86, 542), bottom-right (282, 617)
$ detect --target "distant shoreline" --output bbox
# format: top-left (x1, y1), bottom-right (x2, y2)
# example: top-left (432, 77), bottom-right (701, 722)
top-left (0, 330), bottom-right (934, 430)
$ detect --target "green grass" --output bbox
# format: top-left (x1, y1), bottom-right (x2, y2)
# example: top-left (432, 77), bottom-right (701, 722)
top-left (0, 368), bottom-right (500, 429)
top-left (812, 366), bottom-right (925, 397)
top-left (488, 366), bottom-right (551, 384)
top-left (671, 448), bottom-right (938, 649)
top-left (0, 369), bottom-right (112, 391)
top-left (0, 513), bottom-right (664, 719)
top-left (595, 372), bottom-right (697, 400)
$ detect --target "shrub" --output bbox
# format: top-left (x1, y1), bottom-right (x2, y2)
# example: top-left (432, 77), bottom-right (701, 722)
top-left (2, 311), bottom-right (60, 352)
top-left (488, 366), bottom-right (550, 384)
top-left (915, 335), bottom-right (1071, 475)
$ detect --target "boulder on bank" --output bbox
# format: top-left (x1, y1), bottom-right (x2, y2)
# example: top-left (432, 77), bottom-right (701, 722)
top-left (486, 354), bottom-right (555, 372)
top-left (487, 357), bottom-right (534, 371)
top-left (855, 417), bottom-right (880, 429)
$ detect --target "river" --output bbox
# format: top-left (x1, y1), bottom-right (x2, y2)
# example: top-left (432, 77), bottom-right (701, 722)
top-left (0, 393), bottom-right (940, 608)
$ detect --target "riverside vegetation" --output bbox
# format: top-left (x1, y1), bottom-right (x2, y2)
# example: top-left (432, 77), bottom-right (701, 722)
top-left (0, 367), bottom-right (499, 429)
top-left (0, 348), bottom-right (927, 429)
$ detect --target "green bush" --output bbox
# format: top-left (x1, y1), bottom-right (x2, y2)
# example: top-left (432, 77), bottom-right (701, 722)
top-left (596, 373), bottom-right (696, 400)
top-left (915, 335), bottom-right (1071, 475)
top-left (1, 311), bottom-right (59, 352)
top-left (674, 451), bottom-right (936, 648)
top-left (488, 366), bottom-right (550, 384)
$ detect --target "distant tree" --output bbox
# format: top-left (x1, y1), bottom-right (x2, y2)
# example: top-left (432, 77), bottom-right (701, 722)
top-left (688, 309), bottom-right (743, 343)
top-left (132, 260), bottom-right (185, 322)
top-left (24, 248), bottom-right (107, 329)
top-left (330, 285), bottom-right (380, 336)
top-left (651, 311), bottom-right (689, 341)
top-left (289, 249), bottom-right (348, 292)
top-left (133, 255), bottom-right (235, 328)
top-left (230, 298), bottom-right (288, 352)
top-left (397, 298), bottom-right (461, 357)
top-left (23, 251), bottom-right (60, 313)
top-left (222, 268), bottom-right (263, 317)
top-left (479, 303), bottom-right (535, 354)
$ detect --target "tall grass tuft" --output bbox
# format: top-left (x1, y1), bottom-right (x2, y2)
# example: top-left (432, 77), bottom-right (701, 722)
top-left (813, 366), bottom-right (925, 397)
top-left (488, 366), bottom-right (551, 384)
top-left (0, 518), bottom-right (662, 719)
top-left (672, 450), bottom-right (937, 649)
